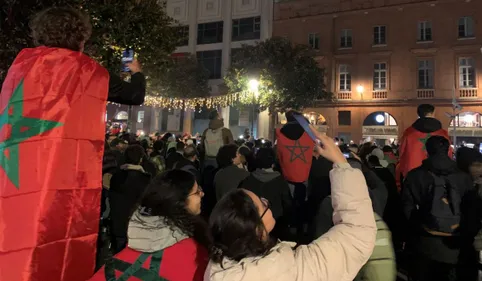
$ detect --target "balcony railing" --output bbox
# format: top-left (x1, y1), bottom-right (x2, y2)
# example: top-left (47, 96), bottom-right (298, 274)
top-left (337, 92), bottom-right (352, 100)
top-left (459, 88), bottom-right (477, 98)
top-left (372, 90), bottom-right (388, 99)
top-left (417, 89), bottom-right (435, 99)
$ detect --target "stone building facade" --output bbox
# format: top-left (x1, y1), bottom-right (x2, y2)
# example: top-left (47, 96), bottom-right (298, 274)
top-left (274, 0), bottom-right (482, 145)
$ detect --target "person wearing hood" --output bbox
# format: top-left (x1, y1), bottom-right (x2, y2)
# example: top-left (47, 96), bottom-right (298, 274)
top-left (397, 104), bottom-right (452, 190)
top-left (276, 111), bottom-right (315, 238)
top-left (90, 170), bottom-right (210, 281)
top-left (201, 110), bottom-right (234, 169)
top-left (239, 148), bottom-right (294, 240)
top-left (401, 136), bottom-right (474, 281)
top-left (166, 141), bottom-right (185, 170)
top-left (108, 145), bottom-right (152, 254)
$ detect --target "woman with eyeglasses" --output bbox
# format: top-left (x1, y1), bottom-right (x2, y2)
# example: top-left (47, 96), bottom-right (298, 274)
top-left (205, 129), bottom-right (377, 281)
top-left (89, 169), bottom-right (211, 281)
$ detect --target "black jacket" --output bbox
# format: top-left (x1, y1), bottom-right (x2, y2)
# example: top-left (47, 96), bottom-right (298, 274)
top-left (401, 154), bottom-right (474, 263)
top-left (109, 165), bottom-right (151, 238)
top-left (108, 72), bottom-right (146, 105)
top-left (411, 117), bottom-right (443, 134)
top-left (166, 152), bottom-right (184, 170)
top-left (239, 169), bottom-right (294, 240)
top-left (175, 157), bottom-right (201, 184)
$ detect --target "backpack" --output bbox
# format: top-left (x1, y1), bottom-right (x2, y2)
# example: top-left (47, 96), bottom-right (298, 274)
top-left (420, 172), bottom-right (461, 236)
top-left (355, 213), bottom-right (397, 281)
top-left (204, 128), bottom-right (223, 157)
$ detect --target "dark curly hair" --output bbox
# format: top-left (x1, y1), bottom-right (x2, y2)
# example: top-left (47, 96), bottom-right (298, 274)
top-left (216, 144), bottom-right (238, 169)
top-left (30, 7), bottom-right (92, 51)
top-left (209, 189), bottom-right (277, 264)
top-left (139, 170), bottom-right (211, 248)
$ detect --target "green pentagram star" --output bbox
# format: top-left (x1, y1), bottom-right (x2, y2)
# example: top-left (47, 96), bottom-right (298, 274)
top-left (0, 79), bottom-right (63, 189)
top-left (419, 133), bottom-right (432, 151)
top-left (285, 140), bottom-right (310, 163)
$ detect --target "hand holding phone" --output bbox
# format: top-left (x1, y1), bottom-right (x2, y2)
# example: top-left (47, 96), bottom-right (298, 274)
top-left (122, 49), bottom-right (134, 72)
top-left (292, 113), bottom-right (346, 164)
top-left (126, 59), bottom-right (141, 74)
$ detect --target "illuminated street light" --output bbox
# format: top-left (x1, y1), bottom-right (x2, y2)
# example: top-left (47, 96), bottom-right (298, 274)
top-left (248, 79), bottom-right (260, 92)
top-left (356, 85), bottom-right (364, 94)
top-left (376, 114), bottom-right (385, 123)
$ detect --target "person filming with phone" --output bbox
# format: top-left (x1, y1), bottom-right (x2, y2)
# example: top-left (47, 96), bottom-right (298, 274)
top-left (206, 129), bottom-right (377, 281)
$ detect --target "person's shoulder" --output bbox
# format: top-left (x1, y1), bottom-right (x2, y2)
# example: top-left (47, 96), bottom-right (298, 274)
top-left (405, 166), bottom-right (427, 181)
top-left (165, 237), bottom-right (208, 259)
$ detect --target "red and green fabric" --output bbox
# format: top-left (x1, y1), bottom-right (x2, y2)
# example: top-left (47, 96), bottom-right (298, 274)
top-left (89, 238), bottom-right (208, 281)
top-left (396, 126), bottom-right (452, 190)
top-left (276, 129), bottom-right (314, 183)
top-left (0, 47), bottom-right (109, 281)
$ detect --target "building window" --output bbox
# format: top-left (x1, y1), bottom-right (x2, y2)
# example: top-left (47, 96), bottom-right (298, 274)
top-left (197, 21), bottom-right (223, 44)
top-left (177, 25), bottom-right (189, 46)
top-left (340, 29), bottom-right (352, 48)
top-left (339, 64), bottom-right (351, 91)
top-left (417, 21), bottom-right (432, 42)
top-left (418, 60), bottom-right (434, 89)
top-left (458, 17), bottom-right (474, 38)
top-left (459, 58), bottom-right (476, 88)
top-left (373, 63), bottom-right (387, 90)
top-left (308, 33), bottom-right (320, 49)
top-left (373, 25), bottom-right (386, 45)
top-left (338, 111), bottom-right (351, 126)
top-left (197, 50), bottom-right (222, 79)
top-left (137, 111), bottom-right (145, 123)
top-left (232, 17), bottom-right (260, 41)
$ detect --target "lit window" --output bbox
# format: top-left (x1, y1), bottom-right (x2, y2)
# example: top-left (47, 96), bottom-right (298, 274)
top-left (459, 57), bottom-right (476, 88)
top-left (373, 63), bottom-right (387, 90)
top-left (137, 111), bottom-right (145, 123)
top-left (339, 64), bottom-right (351, 91)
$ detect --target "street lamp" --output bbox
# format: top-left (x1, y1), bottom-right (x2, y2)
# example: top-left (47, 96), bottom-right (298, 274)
top-left (248, 79), bottom-right (260, 93)
top-left (356, 85), bottom-right (364, 100)
top-left (375, 114), bottom-right (385, 124)
top-left (248, 79), bottom-right (260, 139)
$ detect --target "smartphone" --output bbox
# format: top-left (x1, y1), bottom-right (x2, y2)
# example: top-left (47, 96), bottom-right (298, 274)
top-left (479, 143), bottom-right (482, 154)
top-left (293, 114), bottom-right (318, 142)
top-left (343, 153), bottom-right (350, 159)
top-left (122, 49), bottom-right (134, 72)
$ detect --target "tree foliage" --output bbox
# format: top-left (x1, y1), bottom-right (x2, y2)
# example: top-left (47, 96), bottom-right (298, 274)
top-left (224, 37), bottom-right (331, 112)
top-left (0, 0), bottom-right (210, 98)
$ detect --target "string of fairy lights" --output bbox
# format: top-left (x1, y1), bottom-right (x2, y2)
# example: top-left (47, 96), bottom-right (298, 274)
top-left (143, 93), bottom-right (240, 109)
top-left (108, 92), bottom-right (255, 109)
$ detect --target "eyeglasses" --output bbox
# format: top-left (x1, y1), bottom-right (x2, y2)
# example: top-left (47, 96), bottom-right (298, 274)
top-left (260, 197), bottom-right (271, 219)
top-left (188, 186), bottom-right (204, 197)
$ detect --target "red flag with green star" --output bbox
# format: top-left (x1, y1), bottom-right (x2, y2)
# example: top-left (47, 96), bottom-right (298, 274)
top-left (0, 47), bottom-right (109, 281)
top-left (396, 125), bottom-right (453, 190)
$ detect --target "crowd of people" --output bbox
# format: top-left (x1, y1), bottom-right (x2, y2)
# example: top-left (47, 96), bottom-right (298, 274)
top-left (3, 6), bottom-right (482, 281)
top-left (93, 103), bottom-right (482, 281)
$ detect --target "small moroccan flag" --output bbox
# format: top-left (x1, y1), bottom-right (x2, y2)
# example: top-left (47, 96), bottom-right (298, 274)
top-left (0, 47), bottom-right (109, 281)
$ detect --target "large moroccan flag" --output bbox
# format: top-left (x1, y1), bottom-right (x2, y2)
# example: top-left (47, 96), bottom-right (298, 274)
top-left (0, 47), bottom-right (109, 281)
